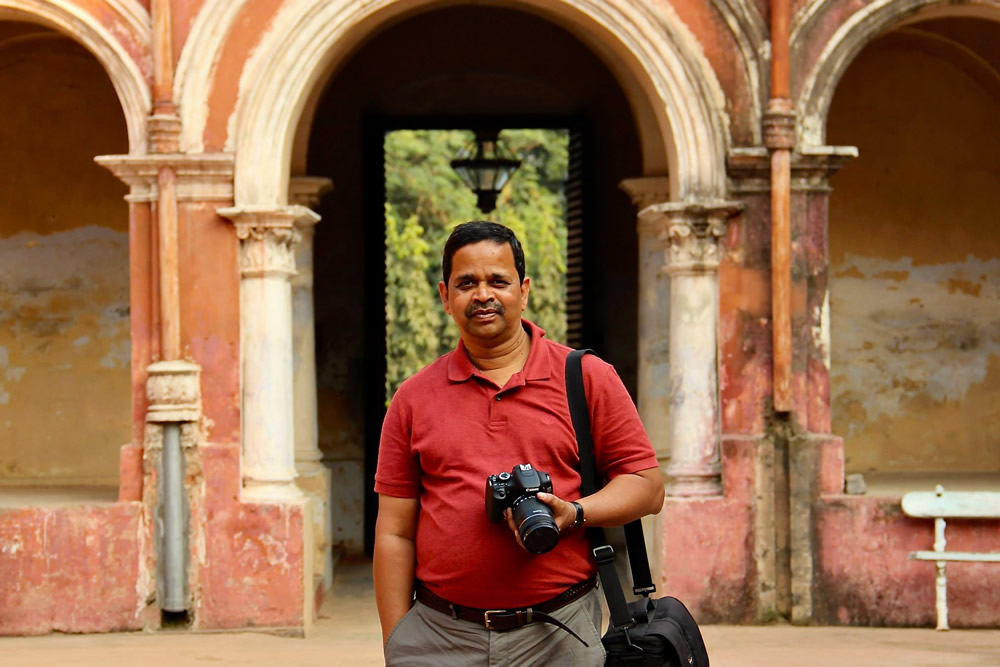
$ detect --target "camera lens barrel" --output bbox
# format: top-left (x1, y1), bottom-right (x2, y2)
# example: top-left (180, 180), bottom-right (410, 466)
top-left (512, 496), bottom-right (560, 554)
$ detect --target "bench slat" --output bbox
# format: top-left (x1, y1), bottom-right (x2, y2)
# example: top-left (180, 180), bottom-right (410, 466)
top-left (910, 551), bottom-right (1000, 562)
top-left (901, 491), bottom-right (1000, 519)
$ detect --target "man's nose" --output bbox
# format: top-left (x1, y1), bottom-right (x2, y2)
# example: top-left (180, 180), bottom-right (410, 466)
top-left (472, 282), bottom-right (492, 301)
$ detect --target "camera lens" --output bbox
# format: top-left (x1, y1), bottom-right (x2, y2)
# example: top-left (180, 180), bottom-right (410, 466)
top-left (512, 496), bottom-right (559, 554)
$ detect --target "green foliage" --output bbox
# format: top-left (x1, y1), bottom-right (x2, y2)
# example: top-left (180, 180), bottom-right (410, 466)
top-left (384, 129), bottom-right (568, 399)
top-left (384, 205), bottom-right (442, 401)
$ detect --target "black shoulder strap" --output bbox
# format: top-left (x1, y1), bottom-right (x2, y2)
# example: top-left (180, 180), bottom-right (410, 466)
top-left (565, 350), bottom-right (657, 619)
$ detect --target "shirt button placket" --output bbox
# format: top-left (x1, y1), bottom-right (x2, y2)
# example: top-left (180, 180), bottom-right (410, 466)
top-left (490, 391), bottom-right (505, 427)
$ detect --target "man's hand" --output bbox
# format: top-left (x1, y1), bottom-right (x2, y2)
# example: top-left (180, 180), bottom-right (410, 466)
top-left (502, 491), bottom-right (576, 549)
top-left (502, 468), bottom-right (663, 552)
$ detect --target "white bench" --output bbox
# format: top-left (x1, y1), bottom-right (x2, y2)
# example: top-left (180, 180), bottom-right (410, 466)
top-left (901, 485), bottom-right (1000, 630)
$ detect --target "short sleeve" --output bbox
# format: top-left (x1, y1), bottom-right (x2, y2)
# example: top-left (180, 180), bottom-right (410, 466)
top-left (585, 359), bottom-right (659, 480)
top-left (373, 390), bottom-right (421, 498)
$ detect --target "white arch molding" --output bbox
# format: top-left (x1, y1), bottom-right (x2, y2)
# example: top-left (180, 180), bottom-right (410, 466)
top-left (174, 0), bottom-right (247, 153)
top-left (797, 0), bottom-right (1000, 147)
top-left (218, 0), bottom-right (731, 208)
top-left (0, 0), bottom-right (150, 153)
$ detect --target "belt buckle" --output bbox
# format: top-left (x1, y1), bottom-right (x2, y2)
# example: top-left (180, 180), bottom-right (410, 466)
top-left (484, 609), bottom-right (506, 630)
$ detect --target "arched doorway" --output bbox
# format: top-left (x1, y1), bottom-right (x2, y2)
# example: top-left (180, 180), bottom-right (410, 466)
top-left (301, 5), bottom-right (648, 554)
top-left (225, 0), bottom-right (731, 585)
top-left (0, 21), bottom-right (130, 502)
top-left (827, 15), bottom-right (1000, 490)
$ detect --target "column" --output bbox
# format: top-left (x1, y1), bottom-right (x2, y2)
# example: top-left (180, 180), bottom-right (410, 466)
top-left (217, 205), bottom-right (320, 501)
top-left (620, 178), bottom-right (672, 475)
top-left (288, 176), bottom-right (333, 589)
top-left (287, 178), bottom-right (332, 471)
top-left (645, 201), bottom-right (741, 497)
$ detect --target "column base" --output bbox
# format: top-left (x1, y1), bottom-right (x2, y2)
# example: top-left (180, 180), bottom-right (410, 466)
top-left (242, 479), bottom-right (304, 503)
top-left (295, 462), bottom-right (332, 592)
top-left (665, 473), bottom-right (723, 497)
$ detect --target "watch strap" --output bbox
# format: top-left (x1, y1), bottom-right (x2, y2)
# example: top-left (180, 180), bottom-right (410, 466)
top-left (571, 500), bottom-right (585, 528)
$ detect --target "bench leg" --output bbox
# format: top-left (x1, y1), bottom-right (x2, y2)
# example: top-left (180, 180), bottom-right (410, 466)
top-left (935, 560), bottom-right (949, 631)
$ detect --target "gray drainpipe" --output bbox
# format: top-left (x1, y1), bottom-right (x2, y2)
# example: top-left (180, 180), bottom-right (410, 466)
top-left (161, 423), bottom-right (188, 611)
top-left (146, 361), bottom-right (201, 617)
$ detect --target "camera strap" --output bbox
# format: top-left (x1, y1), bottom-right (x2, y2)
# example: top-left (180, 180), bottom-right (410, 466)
top-left (565, 349), bottom-right (656, 633)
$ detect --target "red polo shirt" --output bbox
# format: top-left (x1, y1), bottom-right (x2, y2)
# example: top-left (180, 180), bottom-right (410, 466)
top-left (375, 320), bottom-right (658, 608)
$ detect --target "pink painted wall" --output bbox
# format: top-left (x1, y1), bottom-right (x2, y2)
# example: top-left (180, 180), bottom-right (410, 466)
top-left (815, 496), bottom-right (1000, 627)
top-left (195, 443), bottom-right (306, 629)
top-left (660, 438), bottom-right (757, 623)
top-left (0, 504), bottom-right (149, 635)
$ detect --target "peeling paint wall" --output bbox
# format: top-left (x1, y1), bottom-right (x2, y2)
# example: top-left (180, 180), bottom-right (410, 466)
top-left (827, 19), bottom-right (1000, 473)
top-left (0, 26), bottom-right (130, 485)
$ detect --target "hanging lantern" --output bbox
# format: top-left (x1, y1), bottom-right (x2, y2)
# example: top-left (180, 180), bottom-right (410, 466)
top-left (450, 129), bottom-right (522, 214)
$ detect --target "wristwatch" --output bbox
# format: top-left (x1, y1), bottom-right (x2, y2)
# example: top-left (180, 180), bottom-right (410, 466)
top-left (571, 501), bottom-right (586, 528)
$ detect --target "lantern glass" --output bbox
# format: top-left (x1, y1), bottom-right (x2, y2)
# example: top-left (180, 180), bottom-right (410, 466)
top-left (451, 130), bottom-right (521, 214)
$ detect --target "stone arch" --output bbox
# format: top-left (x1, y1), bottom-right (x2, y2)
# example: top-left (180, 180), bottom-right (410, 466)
top-left (798, 0), bottom-right (1000, 146)
top-left (0, 0), bottom-right (149, 153)
top-left (174, 0), bottom-right (246, 153)
top-left (225, 0), bottom-right (730, 207)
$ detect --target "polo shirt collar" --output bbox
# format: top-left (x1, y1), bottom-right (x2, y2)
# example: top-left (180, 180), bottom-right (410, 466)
top-left (447, 319), bottom-right (553, 383)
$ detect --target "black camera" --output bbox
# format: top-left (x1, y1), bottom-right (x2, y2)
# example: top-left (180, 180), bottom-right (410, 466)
top-left (485, 464), bottom-right (560, 554)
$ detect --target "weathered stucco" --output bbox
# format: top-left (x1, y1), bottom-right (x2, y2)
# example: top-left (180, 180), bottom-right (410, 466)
top-left (0, 30), bottom-right (130, 485)
top-left (828, 20), bottom-right (1000, 473)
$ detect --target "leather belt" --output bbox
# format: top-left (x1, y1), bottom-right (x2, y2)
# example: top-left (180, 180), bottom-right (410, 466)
top-left (414, 577), bottom-right (596, 646)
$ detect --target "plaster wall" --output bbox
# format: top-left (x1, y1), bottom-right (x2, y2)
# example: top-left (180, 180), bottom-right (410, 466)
top-left (815, 495), bottom-right (1000, 626)
top-left (827, 21), bottom-right (1000, 473)
top-left (0, 29), bottom-right (130, 485)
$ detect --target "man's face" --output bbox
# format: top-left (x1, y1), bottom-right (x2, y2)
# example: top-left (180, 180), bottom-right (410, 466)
top-left (438, 241), bottom-right (530, 347)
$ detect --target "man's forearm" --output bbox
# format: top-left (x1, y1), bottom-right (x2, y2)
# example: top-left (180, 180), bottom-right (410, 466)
top-left (373, 533), bottom-right (416, 644)
top-left (538, 468), bottom-right (664, 532)
top-left (580, 471), bottom-right (663, 527)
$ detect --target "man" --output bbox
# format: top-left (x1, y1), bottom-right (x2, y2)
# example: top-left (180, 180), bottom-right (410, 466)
top-left (374, 221), bottom-right (663, 666)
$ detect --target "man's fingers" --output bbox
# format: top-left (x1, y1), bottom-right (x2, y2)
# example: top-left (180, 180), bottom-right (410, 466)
top-left (536, 492), bottom-right (575, 532)
top-left (504, 509), bottom-right (526, 549)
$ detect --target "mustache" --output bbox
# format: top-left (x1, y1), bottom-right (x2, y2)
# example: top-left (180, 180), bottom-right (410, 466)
top-left (466, 301), bottom-right (505, 318)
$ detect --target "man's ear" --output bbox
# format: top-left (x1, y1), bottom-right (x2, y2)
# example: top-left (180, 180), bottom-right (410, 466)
top-left (438, 281), bottom-right (451, 314)
top-left (519, 277), bottom-right (531, 312)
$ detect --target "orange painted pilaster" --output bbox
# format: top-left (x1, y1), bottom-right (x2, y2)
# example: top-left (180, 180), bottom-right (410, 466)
top-left (767, 0), bottom-right (795, 413)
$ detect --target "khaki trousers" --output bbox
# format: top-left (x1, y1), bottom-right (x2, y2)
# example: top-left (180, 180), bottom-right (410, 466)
top-left (383, 587), bottom-right (606, 666)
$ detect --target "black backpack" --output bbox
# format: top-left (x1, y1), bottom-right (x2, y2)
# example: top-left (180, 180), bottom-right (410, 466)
top-left (566, 350), bottom-right (710, 667)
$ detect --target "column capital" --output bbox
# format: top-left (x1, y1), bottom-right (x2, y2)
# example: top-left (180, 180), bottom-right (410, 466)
top-left (148, 114), bottom-right (182, 154)
top-left (727, 146), bottom-right (857, 194)
top-left (619, 176), bottom-right (670, 209)
top-left (96, 153), bottom-right (235, 202)
top-left (763, 99), bottom-right (797, 151)
top-left (642, 200), bottom-right (743, 273)
top-left (288, 176), bottom-right (334, 211)
top-left (791, 147), bottom-right (858, 192)
top-left (146, 360), bottom-right (201, 424)
top-left (218, 206), bottom-right (320, 279)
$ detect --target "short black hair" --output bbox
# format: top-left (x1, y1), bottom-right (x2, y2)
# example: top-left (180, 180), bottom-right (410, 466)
top-left (441, 221), bottom-right (526, 285)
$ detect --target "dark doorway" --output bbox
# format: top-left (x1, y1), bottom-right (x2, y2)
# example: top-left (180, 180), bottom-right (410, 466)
top-left (361, 117), bottom-right (591, 551)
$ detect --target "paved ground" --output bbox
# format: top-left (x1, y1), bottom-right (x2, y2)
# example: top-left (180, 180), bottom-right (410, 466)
top-left (4, 558), bottom-right (1000, 666)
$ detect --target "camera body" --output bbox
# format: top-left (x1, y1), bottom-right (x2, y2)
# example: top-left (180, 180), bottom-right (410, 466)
top-left (485, 464), bottom-right (560, 554)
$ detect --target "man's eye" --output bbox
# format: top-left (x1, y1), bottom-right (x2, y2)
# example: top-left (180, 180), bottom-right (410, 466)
top-left (491, 280), bottom-right (509, 287)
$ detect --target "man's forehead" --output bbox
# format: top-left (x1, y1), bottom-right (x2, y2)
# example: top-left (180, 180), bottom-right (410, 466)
top-left (450, 241), bottom-right (517, 270)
